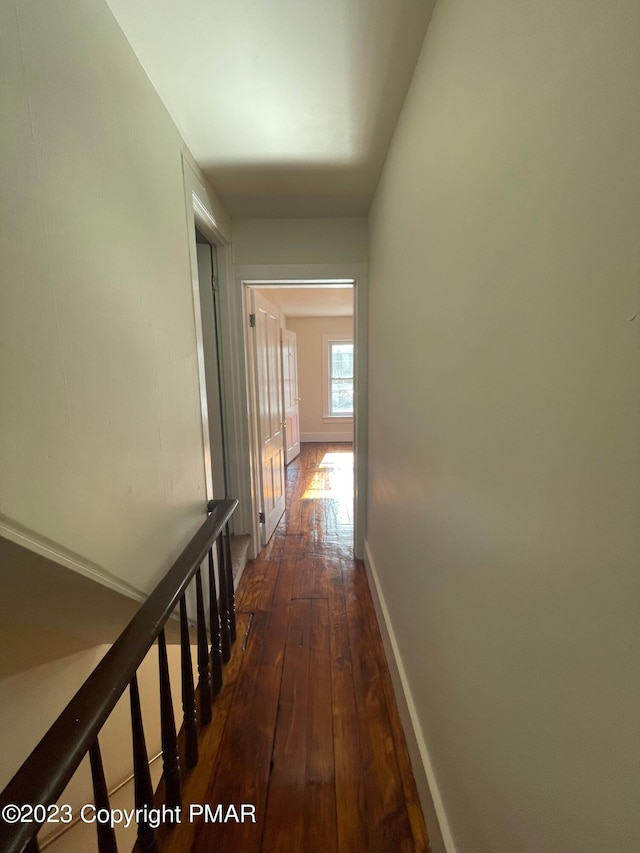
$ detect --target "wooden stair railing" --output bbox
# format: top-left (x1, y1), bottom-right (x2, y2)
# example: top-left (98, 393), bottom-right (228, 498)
top-left (0, 498), bottom-right (238, 853)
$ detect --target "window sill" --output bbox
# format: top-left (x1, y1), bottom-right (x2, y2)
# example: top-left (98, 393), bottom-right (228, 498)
top-left (322, 415), bottom-right (353, 423)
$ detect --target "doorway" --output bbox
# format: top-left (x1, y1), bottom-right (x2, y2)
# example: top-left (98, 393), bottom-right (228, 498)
top-left (245, 282), bottom-right (355, 552)
top-left (194, 229), bottom-right (228, 501)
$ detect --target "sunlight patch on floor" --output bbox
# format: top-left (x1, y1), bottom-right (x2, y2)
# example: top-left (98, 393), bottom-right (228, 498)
top-left (302, 451), bottom-right (354, 500)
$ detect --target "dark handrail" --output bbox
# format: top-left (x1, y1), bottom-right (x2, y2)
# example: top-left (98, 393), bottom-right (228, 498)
top-left (0, 498), bottom-right (238, 853)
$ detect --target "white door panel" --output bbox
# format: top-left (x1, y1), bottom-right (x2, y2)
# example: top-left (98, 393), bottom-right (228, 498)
top-left (282, 329), bottom-right (301, 465)
top-left (252, 291), bottom-right (286, 544)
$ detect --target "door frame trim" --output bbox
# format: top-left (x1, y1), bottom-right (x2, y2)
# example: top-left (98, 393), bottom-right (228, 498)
top-left (182, 167), bottom-right (229, 505)
top-left (230, 263), bottom-right (368, 559)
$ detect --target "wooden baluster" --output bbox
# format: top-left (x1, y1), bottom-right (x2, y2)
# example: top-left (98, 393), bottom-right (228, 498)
top-left (216, 536), bottom-right (231, 662)
top-left (179, 596), bottom-right (199, 768)
top-left (223, 523), bottom-right (237, 643)
top-left (129, 674), bottom-right (158, 853)
top-left (157, 629), bottom-right (181, 810)
top-left (88, 738), bottom-right (118, 853)
top-left (195, 568), bottom-right (212, 726)
top-left (208, 548), bottom-right (223, 694)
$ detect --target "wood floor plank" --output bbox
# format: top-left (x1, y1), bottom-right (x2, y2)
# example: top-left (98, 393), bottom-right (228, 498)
top-left (252, 556), bottom-right (283, 612)
top-left (270, 555), bottom-right (297, 607)
top-left (304, 598), bottom-right (337, 853)
top-left (326, 556), bottom-right (368, 853)
top-left (345, 569), bottom-right (415, 853)
top-left (292, 553), bottom-right (327, 599)
top-left (261, 598), bottom-right (312, 852)
top-left (356, 564), bottom-right (432, 853)
top-left (189, 605), bottom-right (289, 853)
top-left (235, 558), bottom-right (268, 612)
top-left (299, 498), bottom-right (317, 544)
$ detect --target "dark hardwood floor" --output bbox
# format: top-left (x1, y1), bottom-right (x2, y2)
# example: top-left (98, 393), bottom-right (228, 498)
top-left (165, 442), bottom-right (431, 853)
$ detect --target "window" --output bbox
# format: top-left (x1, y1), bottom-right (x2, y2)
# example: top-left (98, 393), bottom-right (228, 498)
top-left (323, 335), bottom-right (354, 418)
top-left (329, 341), bottom-right (354, 415)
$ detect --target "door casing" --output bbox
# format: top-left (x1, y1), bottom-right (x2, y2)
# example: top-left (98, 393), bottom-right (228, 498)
top-left (229, 267), bottom-right (368, 560)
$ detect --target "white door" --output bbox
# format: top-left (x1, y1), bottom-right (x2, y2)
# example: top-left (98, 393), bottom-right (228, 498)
top-left (281, 329), bottom-right (301, 465)
top-left (252, 291), bottom-right (286, 544)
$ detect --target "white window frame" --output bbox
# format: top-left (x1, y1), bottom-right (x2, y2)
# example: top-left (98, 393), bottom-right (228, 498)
top-left (322, 334), bottom-right (354, 421)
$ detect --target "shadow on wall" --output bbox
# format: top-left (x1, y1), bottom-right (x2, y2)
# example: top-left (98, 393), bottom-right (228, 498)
top-left (0, 537), bottom-right (182, 678)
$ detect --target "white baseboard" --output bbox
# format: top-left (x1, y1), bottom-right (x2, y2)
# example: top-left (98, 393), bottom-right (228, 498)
top-left (301, 432), bottom-right (353, 442)
top-left (363, 539), bottom-right (457, 853)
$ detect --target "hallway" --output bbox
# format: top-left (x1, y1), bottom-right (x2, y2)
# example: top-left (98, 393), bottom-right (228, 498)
top-left (166, 443), bottom-right (430, 853)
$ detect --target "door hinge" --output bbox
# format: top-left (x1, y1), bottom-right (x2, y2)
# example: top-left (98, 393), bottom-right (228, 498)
top-left (211, 274), bottom-right (219, 292)
top-left (249, 313), bottom-right (256, 327)
top-left (259, 511), bottom-right (265, 524)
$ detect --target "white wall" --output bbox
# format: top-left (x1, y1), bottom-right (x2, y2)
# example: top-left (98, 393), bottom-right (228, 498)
top-left (232, 218), bottom-right (368, 266)
top-left (286, 316), bottom-right (354, 441)
top-left (0, 0), bottom-right (230, 834)
top-left (0, 0), bottom-right (230, 596)
top-left (367, 1), bottom-right (640, 851)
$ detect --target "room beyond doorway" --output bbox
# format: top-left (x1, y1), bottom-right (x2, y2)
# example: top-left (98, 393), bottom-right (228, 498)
top-left (244, 282), bottom-right (356, 554)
